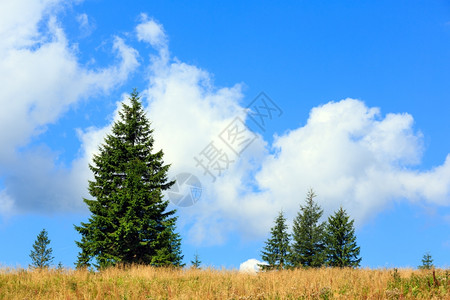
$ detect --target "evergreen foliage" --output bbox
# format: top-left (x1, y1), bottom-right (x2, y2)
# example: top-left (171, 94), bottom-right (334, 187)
top-left (259, 211), bottom-right (291, 270)
top-left (324, 207), bottom-right (361, 267)
top-left (290, 189), bottom-right (326, 267)
top-left (30, 229), bottom-right (54, 269)
top-left (74, 89), bottom-right (183, 269)
top-left (191, 252), bottom-right (201, 269)
top-left (418, 252), bottom-right (434, 270)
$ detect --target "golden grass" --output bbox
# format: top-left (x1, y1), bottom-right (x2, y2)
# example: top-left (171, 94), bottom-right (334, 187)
top-left (0, 266), bottom-right (448, 299)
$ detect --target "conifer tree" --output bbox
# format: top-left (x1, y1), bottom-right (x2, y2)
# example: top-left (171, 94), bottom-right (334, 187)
top-left (259, 211), bottom-right (291, 270)
top-left (418, 252), bottom-right (434, 270)
top-left (30, 229), bottom-right (54, 269)
top-left (191, 251), bottom-right (201, 269)
top-left (324, 207), bottom-right (361, 267)
top-left (290, 189), bottom-right (326, 268)
top-left (75, 90), bottom-right (183, 268)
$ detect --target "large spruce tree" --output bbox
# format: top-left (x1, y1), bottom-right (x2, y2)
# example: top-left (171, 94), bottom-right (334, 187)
top-left (75, 90), bottom-right (183, 268)
top-left (290, 189), bottom-right (326, 268)
top-left (259, 211), bottom-right (291, 270)
top-left (324, 207), bottom-right (361, 267)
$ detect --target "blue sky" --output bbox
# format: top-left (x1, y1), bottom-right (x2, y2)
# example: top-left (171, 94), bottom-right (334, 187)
top-left (1, 0), bottom-right (450, 270)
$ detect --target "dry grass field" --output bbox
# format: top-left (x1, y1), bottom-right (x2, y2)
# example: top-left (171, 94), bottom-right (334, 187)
top-left (0, 266), bottom-right (448, 299)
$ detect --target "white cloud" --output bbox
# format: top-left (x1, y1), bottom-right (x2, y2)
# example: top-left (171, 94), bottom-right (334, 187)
top-left (0, 4), bottom-right (138, 157)
top-left (0, 0), bottom-right (139, 214)
top-left (0, 0), bottom-right (59, 49)
top-left (253, 99), bottom-right (449, 227)
top-left (239, 258), bottom-right (263, 274)
top-left (136, 15), bottom-right (167, 50)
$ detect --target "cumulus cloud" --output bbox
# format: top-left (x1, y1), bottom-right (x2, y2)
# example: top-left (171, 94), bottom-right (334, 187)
top-left (0, 0), bottom-right (58, 49)
top-left (0, 0), bottom-right (139, 214)
top-left (136, 14), bottom-right (167, 50)
top-left (239, 258), bottom-right (263, 274)
top-left (254, 100), bottom-right (437, 226)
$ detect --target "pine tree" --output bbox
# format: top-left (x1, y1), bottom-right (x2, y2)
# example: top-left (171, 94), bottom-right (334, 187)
top-left (290, 189), bottom-right (326, 268)
top-left (30, 229), bottom-right (54, 269)
top-left (259, 211), bottom-right (291, 270)
top-left (191, 251), bottom-right (201, 269)
top-left (324, 207), bottom-right (361, 267)
top-left (418, 252), bottom-right (434, 270)
top-left (74, 89), bottom-right (183, 269)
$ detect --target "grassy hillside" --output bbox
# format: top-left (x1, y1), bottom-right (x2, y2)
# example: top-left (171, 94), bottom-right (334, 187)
top-left (0, 266), bottom-right (448, 299)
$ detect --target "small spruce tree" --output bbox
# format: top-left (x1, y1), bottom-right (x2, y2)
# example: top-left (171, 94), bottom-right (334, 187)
top-left (191, 251), bottom-right (201, 269)
top-left (30, 229), bottom-right (54, 269)
top-left (324, 207), bottom-right (361, 267)
top-left (418, 252), bottom-right (434, 270)
top-left (290, 188), bottom-right (326, 268)
top-left (259, 211), bottom-right (291, 270)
